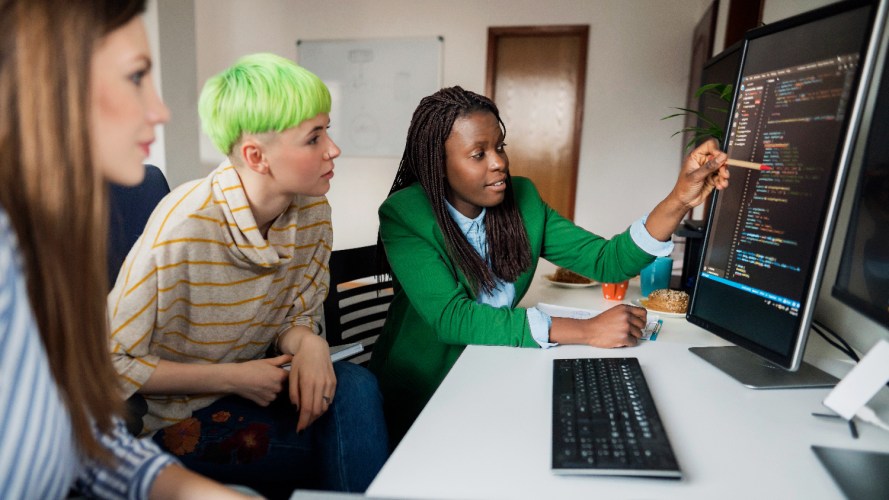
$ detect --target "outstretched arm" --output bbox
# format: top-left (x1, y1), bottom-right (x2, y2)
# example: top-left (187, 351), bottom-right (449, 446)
top-left (644, 139), bottom-right (729, 241)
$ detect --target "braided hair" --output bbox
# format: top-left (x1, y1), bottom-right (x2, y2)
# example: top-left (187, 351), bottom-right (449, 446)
top-left (381, 86), bottom-right (531, 293)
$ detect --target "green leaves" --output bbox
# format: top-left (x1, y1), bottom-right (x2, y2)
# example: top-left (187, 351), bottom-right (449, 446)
top-left (662, 83), bottom-right (733, 152)
top-left (693, 82), bottom-right (734, 100)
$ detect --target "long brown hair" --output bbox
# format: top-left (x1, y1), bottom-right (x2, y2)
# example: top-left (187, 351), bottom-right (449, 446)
top-left (0, 0), bottom-right (146, 459)
top-left (383, 86), bottom-right (532, 293)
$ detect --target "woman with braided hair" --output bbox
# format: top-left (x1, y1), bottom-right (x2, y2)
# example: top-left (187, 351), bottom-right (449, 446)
top-left (369, 86), bottom-right (729, 445)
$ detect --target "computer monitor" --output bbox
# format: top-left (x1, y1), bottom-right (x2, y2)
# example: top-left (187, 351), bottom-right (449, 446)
top-left (696, 40), bottom-right (744, 143)
top-left (834, 95), bottom-right (889, 323)
top-left (686, 0), bottom-right (882, 388)
top-left (816, 5), bottom-right (889, 352)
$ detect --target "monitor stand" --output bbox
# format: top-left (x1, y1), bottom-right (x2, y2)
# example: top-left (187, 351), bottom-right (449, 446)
top-left (689, 346), bottom-right (839, 389)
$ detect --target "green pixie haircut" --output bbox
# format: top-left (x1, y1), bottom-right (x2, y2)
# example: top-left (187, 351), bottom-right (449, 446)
top-left (199, 52), bottom-right (332, 155)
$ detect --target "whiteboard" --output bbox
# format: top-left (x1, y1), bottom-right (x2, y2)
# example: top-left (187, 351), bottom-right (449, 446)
top-left (297, 37), bottom-right (443, 157)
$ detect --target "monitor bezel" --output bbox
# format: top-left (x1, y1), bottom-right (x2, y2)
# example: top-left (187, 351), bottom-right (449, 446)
top-left (686, 0), bottom-right (881, 371)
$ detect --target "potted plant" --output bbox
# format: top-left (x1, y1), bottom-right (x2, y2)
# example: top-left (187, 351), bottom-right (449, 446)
top-left (662, 83), bottom-right (733, 152)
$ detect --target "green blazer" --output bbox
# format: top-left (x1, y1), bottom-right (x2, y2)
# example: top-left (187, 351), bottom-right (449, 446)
top-left (369, 177), bottom-right (654, 443)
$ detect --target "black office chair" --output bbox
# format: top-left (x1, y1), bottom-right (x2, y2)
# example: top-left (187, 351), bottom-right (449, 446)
top-left (107, 164), bottom-right (171, 287)
top-left (322, 245), bottom-right (394, 366)
top-left (107, 164), bottom-right (170, 435)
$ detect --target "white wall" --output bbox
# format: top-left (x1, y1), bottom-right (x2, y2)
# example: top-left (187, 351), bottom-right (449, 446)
top-left (155, 0), bottom-right (202, 189)
top-left (761, 0), bottom-right (836, 24)
top-left (182, 0), bottom-right (712, 249)
top-left (144, 0), bottom-right (887, 357)
top-left (144, 0), bottom-right (833, 251)
top-left (142, 0), bottom-right (166, 171)
top-left (711, 0), bottom-right (836, 55)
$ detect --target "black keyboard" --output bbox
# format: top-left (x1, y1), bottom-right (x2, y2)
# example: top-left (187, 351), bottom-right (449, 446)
top-left (552, 357), bottom-right (681, 478)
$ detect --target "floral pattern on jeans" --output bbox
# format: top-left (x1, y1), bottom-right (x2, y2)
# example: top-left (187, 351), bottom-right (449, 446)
top-left (158, 408), bottom-right (271, 464)
top-left (161, 417), bottom-right (201, 455)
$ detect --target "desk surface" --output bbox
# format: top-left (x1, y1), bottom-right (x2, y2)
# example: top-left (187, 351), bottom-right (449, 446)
top-left (367, 261), bottom-right (889, 499)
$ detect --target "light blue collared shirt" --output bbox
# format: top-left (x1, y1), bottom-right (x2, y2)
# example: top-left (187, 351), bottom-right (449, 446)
top-left (444, 202), bottom-right (673, 347)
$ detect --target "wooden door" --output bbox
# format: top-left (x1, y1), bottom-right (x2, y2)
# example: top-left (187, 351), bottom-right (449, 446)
top-left (486, 25), bottom-right (588, 220)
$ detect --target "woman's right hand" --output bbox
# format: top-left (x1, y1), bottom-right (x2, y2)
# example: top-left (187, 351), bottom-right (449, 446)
top-left (229, 354), bottom-right (292, 406)
top-left (550, 304), bottom-right (647, 347)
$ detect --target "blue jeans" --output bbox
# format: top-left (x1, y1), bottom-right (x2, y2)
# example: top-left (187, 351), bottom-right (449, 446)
top-left (152, 362), bottom-right (388, 499)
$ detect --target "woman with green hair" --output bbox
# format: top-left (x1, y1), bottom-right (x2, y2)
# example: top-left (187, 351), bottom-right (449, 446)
top-left (108, 52), bottom-right (388, 497)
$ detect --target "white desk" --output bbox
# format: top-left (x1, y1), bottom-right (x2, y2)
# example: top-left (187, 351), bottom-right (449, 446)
top-left (367, 261), bottom-right (889, 499)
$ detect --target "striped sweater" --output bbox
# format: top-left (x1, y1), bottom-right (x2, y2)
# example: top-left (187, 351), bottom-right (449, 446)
top-left (108, 164), bottom-right (332, 435)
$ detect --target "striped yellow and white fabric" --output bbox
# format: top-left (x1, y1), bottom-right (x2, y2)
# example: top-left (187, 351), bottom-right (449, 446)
top-left (108, 164), bottom-right (332, 436)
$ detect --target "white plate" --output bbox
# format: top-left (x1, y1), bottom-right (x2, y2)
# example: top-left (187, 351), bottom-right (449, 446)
top-left (634, 298), bottom-right (687, 318)
top-left (544, 274), bottom-right (599, 288)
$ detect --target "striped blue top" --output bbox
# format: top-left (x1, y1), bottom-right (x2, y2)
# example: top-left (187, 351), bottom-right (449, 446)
top-left (0, 207), bottom-right (177, 499)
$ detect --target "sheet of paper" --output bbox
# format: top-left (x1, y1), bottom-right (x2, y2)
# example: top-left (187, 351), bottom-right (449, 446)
top-left (536, 303), bottom-right (662, 340)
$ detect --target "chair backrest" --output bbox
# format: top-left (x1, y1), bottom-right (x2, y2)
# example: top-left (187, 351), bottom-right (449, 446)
top-left (107, 165), bottom-right (170, 287)
top-left (106, 165), bottom-right (169, 436)
top-left (322, 245), bottom-right (393, 365)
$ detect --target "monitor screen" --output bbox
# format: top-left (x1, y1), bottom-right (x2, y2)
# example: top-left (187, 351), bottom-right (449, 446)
top-left (833, 27), bottom-right (889, 330)
top-left (687, 0), bottom-right (878, 373)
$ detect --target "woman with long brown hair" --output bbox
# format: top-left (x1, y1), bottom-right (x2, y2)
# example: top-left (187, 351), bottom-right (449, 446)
top-left (0, 0), bottom-right (251, 497)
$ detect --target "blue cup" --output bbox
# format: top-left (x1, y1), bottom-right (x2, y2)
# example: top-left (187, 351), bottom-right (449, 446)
top-left (640, 257), bottom-right (673, 297)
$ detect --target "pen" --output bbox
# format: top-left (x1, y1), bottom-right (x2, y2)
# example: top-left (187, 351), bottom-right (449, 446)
top-left (726, 158), bottom-right (773, 171)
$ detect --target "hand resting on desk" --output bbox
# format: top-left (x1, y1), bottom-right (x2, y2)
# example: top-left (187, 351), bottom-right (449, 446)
top-left (549, 304), bottom-right (648, 347)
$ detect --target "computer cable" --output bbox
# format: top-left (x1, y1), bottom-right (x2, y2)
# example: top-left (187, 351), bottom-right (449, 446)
top-left (813, 322), bottom-right (889, 391)
top-left (811, 321), bottom-right (860, 362)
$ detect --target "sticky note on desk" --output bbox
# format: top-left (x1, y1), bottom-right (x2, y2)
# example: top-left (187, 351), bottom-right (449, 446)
top-left (537, 303), bottom-right (661, 341)
top-left (645, 318), bottom-right (662, 341)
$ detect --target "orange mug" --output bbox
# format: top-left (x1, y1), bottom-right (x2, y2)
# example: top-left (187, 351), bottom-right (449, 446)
top-left (602, 280), bottom-right (629, 300)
